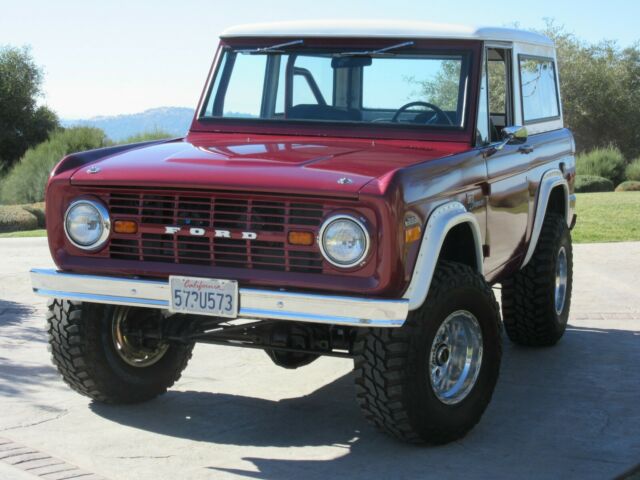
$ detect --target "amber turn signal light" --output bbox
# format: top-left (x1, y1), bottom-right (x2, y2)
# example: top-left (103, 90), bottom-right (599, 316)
top-left (288, 230), bottom-right (314, 246)
top-left (114, 220), bottom-right (138, 234)
top-left (405, 225), bottom-right (422, 244)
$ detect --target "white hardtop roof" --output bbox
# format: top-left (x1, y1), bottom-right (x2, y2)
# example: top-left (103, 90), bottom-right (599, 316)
top-left (220, 20), bottom-right (554, 47)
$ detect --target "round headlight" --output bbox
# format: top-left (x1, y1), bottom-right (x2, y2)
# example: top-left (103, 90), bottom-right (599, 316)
top-left (64, 199), bottom-right (110, 250)
top-left (319, 215), bottom-right (370, 268)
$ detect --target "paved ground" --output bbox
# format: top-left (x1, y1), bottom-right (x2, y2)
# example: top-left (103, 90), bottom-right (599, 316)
top-left (0, 237), bottom-right (639, 480)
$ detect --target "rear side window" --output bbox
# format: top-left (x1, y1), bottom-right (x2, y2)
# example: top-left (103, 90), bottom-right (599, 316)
top-left (518, 56), bottom-right (560, 123)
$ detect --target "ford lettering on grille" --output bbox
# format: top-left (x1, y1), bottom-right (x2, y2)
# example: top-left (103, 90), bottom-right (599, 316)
top-left (164, 226), bottom-right (258, 239)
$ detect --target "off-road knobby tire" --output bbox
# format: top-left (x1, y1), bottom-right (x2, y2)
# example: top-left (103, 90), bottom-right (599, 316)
top-left (47, 300), bottom-right (193, 404)
top-left (501, 213), bottom-right (573, 346)
top-left (353, 261), bottom-right (502, 444)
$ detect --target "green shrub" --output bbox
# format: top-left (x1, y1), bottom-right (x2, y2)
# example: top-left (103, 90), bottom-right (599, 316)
top-left (576, 146), bottom-right (627, 185)
top-left (615, 181), bottom-right (640, 192)
top-left (0, 127), bottom-right (108, 204)
top-left (22, 202), bottom-right (46, 228)
top-left (626, 159), bottom-right (640, 181)
top-left (0, 205), bottom-right (38, 233)
top-left (575, 175), bottom-right (614, 193)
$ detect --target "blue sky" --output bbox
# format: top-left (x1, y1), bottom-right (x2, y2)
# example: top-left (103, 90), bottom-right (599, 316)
top-left (1, 0), bottom-right (637, 119)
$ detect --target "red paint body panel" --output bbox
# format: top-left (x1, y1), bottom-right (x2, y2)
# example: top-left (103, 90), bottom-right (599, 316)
top-left (45, 36), bottom-right (482, 299)
top-left (46, 134), bottom-right (470, 298)
top-left (70, 134), bottom-right (468, 197)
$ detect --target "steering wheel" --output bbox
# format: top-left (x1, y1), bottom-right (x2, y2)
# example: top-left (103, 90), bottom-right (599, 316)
top-left (391, 101), bottom-right (453, 126)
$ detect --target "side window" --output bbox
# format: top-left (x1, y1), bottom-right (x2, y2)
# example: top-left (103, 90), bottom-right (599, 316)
top-left (488, 51), bottom-right (510, 117)
top-left (488, 59), bottom-right (506, 115)
top-left (486, 48), bottom-right (512, 141)
top-left (476, 54), bottom-right (490, 146)
top-left (519, 56), bottom-right (560, 123)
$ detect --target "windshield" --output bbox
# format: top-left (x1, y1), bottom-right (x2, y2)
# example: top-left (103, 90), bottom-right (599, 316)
top-left (200, 45), bottom-right (471, 129)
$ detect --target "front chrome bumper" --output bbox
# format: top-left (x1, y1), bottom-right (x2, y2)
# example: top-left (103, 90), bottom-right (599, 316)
top-left (30, 269), bottom-right (408, 328)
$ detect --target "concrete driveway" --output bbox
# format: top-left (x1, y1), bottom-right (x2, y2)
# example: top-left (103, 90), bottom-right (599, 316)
top-left (1, 238), bottom-right (639, 480)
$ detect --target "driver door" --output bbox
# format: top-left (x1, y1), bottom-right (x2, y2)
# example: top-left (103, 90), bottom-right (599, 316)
top-left (478, 47), bottom-right (533, 276)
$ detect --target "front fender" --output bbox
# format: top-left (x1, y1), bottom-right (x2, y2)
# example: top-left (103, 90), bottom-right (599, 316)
top-left (402, 201), bottom-right (484, 311)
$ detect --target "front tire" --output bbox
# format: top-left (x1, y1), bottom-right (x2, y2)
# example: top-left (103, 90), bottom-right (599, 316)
top-left (502, 213), bottom-right (573, 346)
top-left (353, 261), bottom-right (502, 444)
top-left (47, 300), bottom-right (193, 404)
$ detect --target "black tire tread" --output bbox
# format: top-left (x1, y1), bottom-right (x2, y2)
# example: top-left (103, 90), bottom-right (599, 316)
top-left (501, 213), bottom-right (572, 346)
top-left (353, 261), bottom-right (501, 444)
top-left (47, 300), bottom-right (192, 403)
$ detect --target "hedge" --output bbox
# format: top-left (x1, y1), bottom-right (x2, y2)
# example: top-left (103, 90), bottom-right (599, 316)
top-left (626, 159), bottom-right (640, 182)
top-left (575, 175), bottom-right (614, 193)
top-left (615, 181), bottom-right (640, 192)
top-left (22, 202), bottom-right (46, 228)
top-left (576, 146), bottom-right (627, 185)
top-left (0, 204), bottom-right (39, 233)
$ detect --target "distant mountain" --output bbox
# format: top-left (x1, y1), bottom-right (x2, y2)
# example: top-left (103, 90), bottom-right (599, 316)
top-left (62, 107), bottom-right (195, 142)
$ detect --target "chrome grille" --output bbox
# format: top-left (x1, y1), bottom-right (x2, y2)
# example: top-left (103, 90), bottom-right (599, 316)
top-left (107, 192), bottom-right (325, 273)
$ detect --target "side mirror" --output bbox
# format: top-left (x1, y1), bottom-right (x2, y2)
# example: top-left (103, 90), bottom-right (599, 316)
top-left (499, 125), bottom-right (527, 148)
top-left (483, 125), bottom-right (530, 158)
top-left (484, 125), bottom-right (529, 158)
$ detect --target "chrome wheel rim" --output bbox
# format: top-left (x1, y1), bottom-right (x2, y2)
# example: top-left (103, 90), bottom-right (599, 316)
top-left (555, 246), bottom-right (568, 315)
top-left (112, 307), bottom-right (169, 367)
top-left (429, 310), bottom-right (483, 405)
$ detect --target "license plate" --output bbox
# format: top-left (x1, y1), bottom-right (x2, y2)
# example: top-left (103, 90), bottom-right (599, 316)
top-left (169, 276), bottom-right (238, 318)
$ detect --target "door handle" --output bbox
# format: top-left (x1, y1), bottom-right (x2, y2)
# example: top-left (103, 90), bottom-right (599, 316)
top-left (518, 144), bottom-right (534, 154)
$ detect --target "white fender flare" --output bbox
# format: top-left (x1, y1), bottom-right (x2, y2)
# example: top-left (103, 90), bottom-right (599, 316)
top-left (521, 169), bottom-right (571, 268)
top-left (403, 201), bottom-right (484, 311)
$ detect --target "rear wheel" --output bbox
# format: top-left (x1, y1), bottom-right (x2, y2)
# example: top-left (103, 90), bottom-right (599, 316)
top-left (502, 213), bottom-right (573, 346)
top-left (47, 300), bottom-right (193, 403)
top-left (353, 261), bottom-right (502, 444)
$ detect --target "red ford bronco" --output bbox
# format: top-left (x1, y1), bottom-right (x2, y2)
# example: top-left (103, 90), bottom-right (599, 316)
top-left (32, 21), bottom-right (576, 444)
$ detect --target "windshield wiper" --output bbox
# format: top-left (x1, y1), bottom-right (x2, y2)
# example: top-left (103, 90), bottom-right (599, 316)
top-left (337, 41), bottom-right (415, 57)
top-left (238, 39), bottom-right (304, 55)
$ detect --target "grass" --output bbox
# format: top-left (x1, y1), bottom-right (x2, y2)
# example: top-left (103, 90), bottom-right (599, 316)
top-left (572, 192), bottom-right (640, 243)
top-left (0, 228), bottom-right (47, 238)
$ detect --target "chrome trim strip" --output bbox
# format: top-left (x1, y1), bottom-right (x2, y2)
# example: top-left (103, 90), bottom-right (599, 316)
top-left (402, 201), bottom-right (484, 311)
top-left (30, 269), bottom-right (408, 328)
top-left (521, 168), bottom-right (569, 268)
top-left (34, 289), bottom-right (168, 308)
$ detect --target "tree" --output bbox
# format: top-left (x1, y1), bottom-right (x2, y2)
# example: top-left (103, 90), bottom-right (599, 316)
top-left (0, 46), bottom-right (59, 173)
top-left (0, 127), bottom-right (108, 204)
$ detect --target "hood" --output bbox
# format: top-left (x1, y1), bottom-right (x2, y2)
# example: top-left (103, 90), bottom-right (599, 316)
top-left (70, 134), bottom-right (468, 197)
